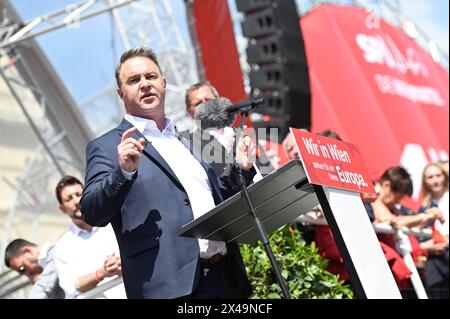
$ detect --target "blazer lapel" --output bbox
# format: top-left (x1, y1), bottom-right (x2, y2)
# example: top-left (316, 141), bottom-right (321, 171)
top-left (178, 133), bottom-right (202, 163)
top-left (117, 119), bottom-right (185, 191)
top-left (178, 132), bottom-right (224, 201)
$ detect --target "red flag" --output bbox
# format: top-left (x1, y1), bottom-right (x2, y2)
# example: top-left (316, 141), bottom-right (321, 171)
top-left (432, 223), bottom-right (447, 244)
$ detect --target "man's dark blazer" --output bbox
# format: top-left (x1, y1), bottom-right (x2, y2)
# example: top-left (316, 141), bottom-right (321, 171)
top-left (80, 119), bottom-right (254, 299)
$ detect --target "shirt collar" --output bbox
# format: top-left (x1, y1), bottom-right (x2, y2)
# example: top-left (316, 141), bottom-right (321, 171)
top-left (69, 223), bottom-right (96, 236)
top-left (124, 114), bottom-right (175, 136)
top-left (38, 242), bottom-right (52, 268)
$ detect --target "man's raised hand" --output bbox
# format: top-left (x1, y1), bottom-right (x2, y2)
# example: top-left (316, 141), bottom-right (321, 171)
top-left (118, 127), bottom-right (145, 172)
top-left (235, 125), bottom-right (256, 171)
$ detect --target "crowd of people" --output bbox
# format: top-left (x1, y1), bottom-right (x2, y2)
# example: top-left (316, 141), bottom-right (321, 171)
top-left (281, 131), bottom-right (449, 299)
top-left (4, 47), bottom-right (448, 299)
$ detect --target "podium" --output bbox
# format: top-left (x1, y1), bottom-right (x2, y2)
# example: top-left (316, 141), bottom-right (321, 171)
top-left (178, 158), bottom-right (402, 299)
top-left (177, 160), bottom-right (318, 245)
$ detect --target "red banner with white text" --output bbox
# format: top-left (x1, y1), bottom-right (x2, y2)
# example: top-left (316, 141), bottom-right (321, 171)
top-left (192, 3), bottom-right (449, 208)
top-left (291, 128), bottom-right (376, 193)
top-left (301, 5), bottom-right (449, 207)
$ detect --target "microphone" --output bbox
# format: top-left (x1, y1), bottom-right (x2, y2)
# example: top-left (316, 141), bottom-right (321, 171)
top-left (194, 97), bottom-right (235, 129)
top-left (225, 98), bottom-right (264, 115)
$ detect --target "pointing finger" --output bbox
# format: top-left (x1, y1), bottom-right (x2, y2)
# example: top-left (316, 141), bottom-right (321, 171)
top-left (122, 127), bottom-right (137, 142)
top-left (138, 137), bottom-right (146, 148)
top-left (121, 138), bottom-right (145, 152)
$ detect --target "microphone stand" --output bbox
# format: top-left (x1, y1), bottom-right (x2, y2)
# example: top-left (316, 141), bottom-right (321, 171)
top-left (232, 111), bottom-right (291, 299)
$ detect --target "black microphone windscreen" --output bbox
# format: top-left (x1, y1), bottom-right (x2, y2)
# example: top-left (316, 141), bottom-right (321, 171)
top-left (194, 97), bottom-right (235, 129)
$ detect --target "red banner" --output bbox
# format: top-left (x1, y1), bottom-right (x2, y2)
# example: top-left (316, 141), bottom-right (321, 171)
top-left (192, 0), bottom-right (246, 104)
top-left (291, 129), bottom-right (376, 193)
top-left (301, 4), bottom-right (449, 207)
top-left (192, 3), bottom-right (449, 208)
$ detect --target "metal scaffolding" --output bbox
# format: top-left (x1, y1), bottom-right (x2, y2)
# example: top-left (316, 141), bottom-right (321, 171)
top-left (80, 0), bottom-right (198, 137)
top-left (0, 0), bottom-right (198, 298)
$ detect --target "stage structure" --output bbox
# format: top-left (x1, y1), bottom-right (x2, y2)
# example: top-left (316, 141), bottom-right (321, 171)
top-left (0, 0), bottom-right (447, 299)
top-left (191, 0), bottom-right (449, 209)
top-left (80, 0), bottom-right (198, 136)
top-left (0, 0), bottom-right (198, 298)
top-left (191, 0), bottom-right (448, 128)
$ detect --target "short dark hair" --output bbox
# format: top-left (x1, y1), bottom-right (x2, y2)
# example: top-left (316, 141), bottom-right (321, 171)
top-left (319, 129), bottom-right (342, 141)
top-left (381, 166), bottom-right (413, 197)
top-left (55, 175), bottom-right (83, 204)
top-left (4, 239), bottom-right (36, 267)
top-left (115, 47), bottom-right (162, 88)
top-left (185, 81), bottom-right (219, 110)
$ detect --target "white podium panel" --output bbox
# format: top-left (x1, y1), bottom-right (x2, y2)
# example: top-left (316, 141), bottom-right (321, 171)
top-left (321, 186), bottom-right (401, 299)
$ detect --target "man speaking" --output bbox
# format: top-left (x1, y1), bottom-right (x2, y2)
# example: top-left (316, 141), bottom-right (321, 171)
top-left (80, 47), bottom-right (256, 299)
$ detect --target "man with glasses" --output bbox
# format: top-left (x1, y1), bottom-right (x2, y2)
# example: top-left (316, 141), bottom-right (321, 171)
top-left (4, 239), bottom-right (65, 299)
top-left (183, 81), bottom-right (274, 178)
top-left (185, 81), bottom-right (219, 120)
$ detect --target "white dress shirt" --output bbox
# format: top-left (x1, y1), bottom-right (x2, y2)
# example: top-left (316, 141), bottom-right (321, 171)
top-left (124, 114), bottom-right (227, 258)
top-left (38, 242), bottom-right (52, 268)
top-left (54, 223), bottom-right (126, 299)
top-left (28, 242), bottom-right (65, 299)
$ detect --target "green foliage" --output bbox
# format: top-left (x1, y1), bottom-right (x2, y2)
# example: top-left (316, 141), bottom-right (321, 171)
top-left (240, 225), bottom-right (354, 299)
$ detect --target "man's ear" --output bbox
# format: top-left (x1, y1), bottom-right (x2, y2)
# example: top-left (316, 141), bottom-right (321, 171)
top-left (117, 88), bottom-right (124, 100)
top-left (22, 246), bottom-right (32, 254)
top-left (163, 77), bottom-right (166, 88)
top-left (186, 107), bottom-right (194, 119)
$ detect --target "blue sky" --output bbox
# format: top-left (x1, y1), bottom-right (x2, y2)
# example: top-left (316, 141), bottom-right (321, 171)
top-left (10, 0), bottom-right (449, 106)
top-left (10, 0), bottom-right (191, 104)
top-left (399, 0), bottom-right (449, 56)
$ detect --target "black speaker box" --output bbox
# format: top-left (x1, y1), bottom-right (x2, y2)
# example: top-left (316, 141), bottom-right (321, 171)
top-left (249, 63), bottom-right (310, 92)
top-left (241, 3), bottom-right (301, 38)
top-left (236, 0), bottom-right (298, 14)
top-left (255, 89), bottom-right (309, 117)
top-left (246, 32), bottom-right (306, 65)
top-left (236, 0), bottom-right (272, 13)
top-left (236, 0), bottom-right (311, 142)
